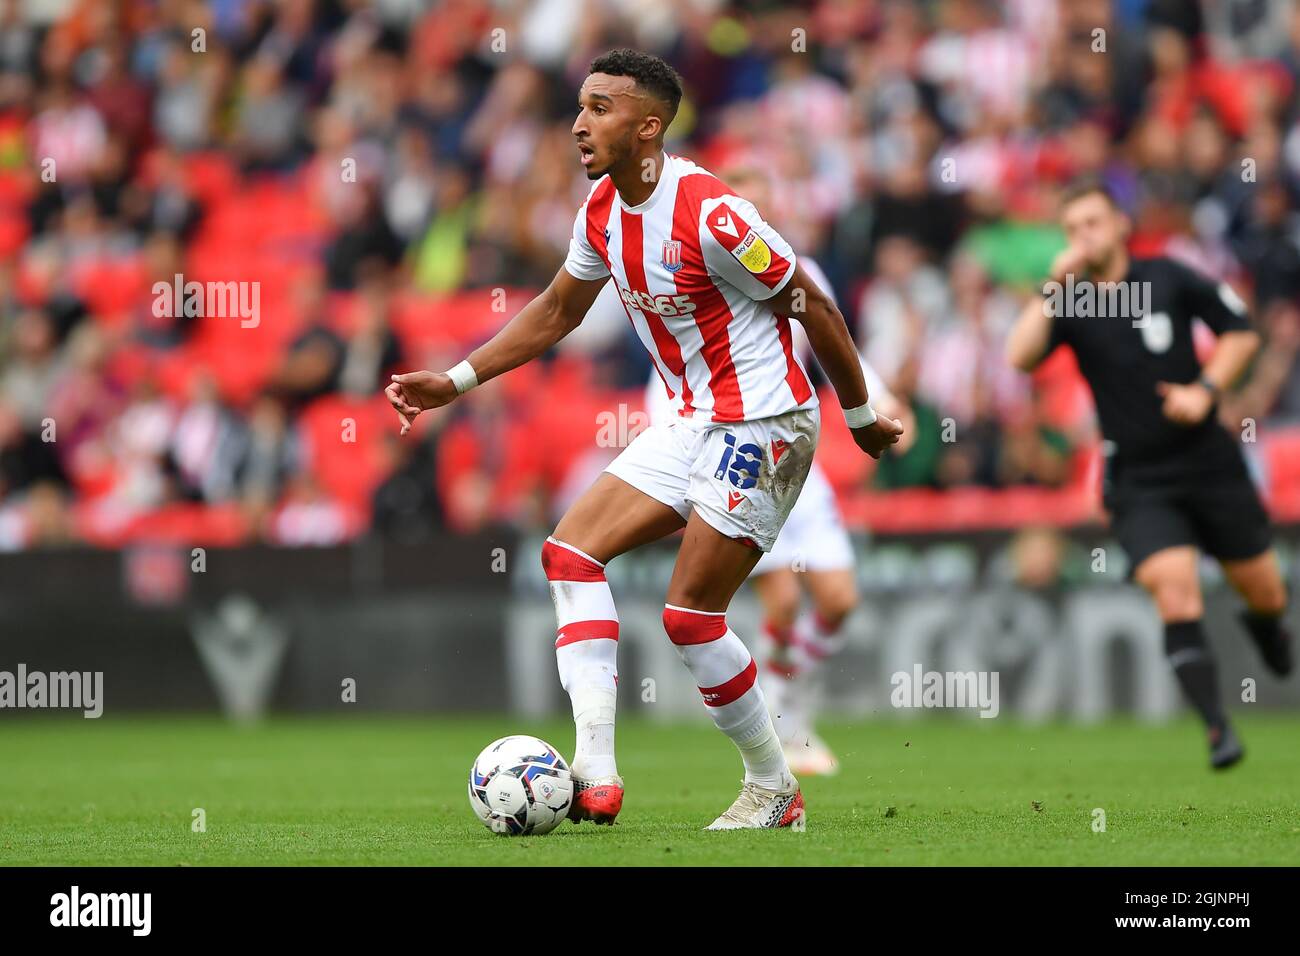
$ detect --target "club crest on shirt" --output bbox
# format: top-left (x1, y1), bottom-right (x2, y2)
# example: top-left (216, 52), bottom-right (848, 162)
top-left (731, 229), bottom-right (771, 274)
top-left (661, 239), bottom-right (683, 273)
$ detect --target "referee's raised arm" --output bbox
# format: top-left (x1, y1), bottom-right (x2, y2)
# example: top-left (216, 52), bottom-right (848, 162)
top-left (1006, 244), bottom-right (1086, 372)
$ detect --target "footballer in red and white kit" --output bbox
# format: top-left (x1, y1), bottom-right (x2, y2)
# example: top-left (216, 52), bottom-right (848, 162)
top-left (568, 149), bottom-right (822, 552)
top-left (634, 255), bottom-right (888, 576)
top-left (386, 50), bottom-right (903, 831)
top-left (632, 237), bottom-right (905, 777)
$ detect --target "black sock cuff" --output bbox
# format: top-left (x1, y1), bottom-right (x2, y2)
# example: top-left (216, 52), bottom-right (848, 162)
top-left (1240, 609), bottom-right (1283, 637)
top-left (1164, 619), bottom-right (1207, 654)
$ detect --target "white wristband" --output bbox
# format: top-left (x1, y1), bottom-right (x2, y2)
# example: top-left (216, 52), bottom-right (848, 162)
top-left (843, 402), bottom-right (877, 428)
top-left (446, 360), bottom-right (478, 395)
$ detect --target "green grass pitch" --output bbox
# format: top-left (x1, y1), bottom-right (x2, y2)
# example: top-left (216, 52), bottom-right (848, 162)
top-left (1, 714), bottom-right (1297, 865)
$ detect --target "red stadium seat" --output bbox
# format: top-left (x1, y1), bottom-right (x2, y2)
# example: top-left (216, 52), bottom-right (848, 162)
top-left (298, 394), bottom-right (393, 513)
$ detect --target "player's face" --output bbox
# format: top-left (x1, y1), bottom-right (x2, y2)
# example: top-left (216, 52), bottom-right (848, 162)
top-left (573, 74), bottom-right (651, 180)
top-left (1060, 193), bottom-right (1128, 272)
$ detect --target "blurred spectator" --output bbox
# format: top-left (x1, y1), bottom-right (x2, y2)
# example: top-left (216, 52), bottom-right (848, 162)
top-left (371, 428), bottom-right (445, 543)
top-left (170, 372), bottom-right (247, 503)
top-left (270, 473), bottom-right (351, 546)
top-left (0, 0), bottom-right (1298, 548)
top-left (235, 393), bottom-right (303, 528)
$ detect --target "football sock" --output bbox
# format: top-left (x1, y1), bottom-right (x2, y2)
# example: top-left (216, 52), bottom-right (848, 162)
top-left (543, 537), bottom-right (619, 781)
top-left (1164, 619), bottom-right (1225, 731)
top-left (1239, 608), bottom-right (1294, 676)
top-left (664, 604), bottom-right (790, 790)
top-left (761, 619), bottom-right (801, 678)
top-left (794, 609), bottom-right (846, 671)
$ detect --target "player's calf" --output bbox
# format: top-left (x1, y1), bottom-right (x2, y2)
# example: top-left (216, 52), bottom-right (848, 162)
top-left (542, 537), bottom-right (620, 787)
top-left (1164, 619), bottom-right (1244, 769)
top-left (1224, 552), bottom-right (1292, 677)
top-left (662, 605), bottom-right (803, 826)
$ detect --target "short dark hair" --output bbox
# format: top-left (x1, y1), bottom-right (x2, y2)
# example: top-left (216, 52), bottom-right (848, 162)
top-left (589, 48), bottom-right (683, 120)
top-left (1060, 176), bottom-right (1119, 210)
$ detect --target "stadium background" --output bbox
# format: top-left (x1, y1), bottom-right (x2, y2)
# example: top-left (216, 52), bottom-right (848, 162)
top-left (1, 0), bottom-right (1299, 723)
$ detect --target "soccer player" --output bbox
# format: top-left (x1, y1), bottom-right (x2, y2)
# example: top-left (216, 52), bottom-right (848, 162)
top-left (1006, 179), bottom-right (1293, 769)
top-left (632, 161), bottom-right (908, 776)
top-left (387, 49), bottom-right (903, 828)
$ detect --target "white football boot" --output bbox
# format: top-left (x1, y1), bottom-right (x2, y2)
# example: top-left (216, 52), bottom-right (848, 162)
top-left (705, 772), bottom-right (804, 830)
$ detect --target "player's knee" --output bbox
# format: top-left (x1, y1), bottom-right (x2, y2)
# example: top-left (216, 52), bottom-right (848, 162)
top-left (813, 581), bottom-right (858, 624)
top-left (541, 536), bottom-right (605, 582)
top-left (540, 537), bottom-right (565, 578)
top-left (758, 579), bottom-right (801, 628)
top-left (1244, 575), bottom-right (1288, 616)
top-left (662, 604), bottom-right (726, 646)
top-left (1147, 580), bottom-right (1203, 622)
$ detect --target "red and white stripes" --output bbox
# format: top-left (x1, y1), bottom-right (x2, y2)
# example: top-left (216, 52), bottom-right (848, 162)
top-left (543, 537), bottom-right (619, 652)
top-left (663, 603), bottom-right (788, 787)
top-left (796, 610), bottom-right (846, 663)
top-left (662, 604), bottom-right (764, 737)
top-left (543, 536), bottom-right (619, 779)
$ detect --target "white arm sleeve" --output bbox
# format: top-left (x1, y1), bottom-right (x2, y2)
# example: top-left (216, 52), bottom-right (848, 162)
top-left (698, 194), bottom-right (797, 301)
top-left (563, 195), bottom-right (611, 281)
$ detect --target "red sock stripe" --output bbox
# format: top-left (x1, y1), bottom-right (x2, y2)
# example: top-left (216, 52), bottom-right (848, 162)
top-left (813, 610), bottom-right (840, 634)
top-left (801, 641), bottom-right (832, 661)
top-left (765, 659), bottom-right (799, 679)
top-left (555, 619), bottom-right (619, 648)
top-left (541, 540), bottom-right (605, 582)
top-left (662, 606), bottom-right (728, 645)
top-left (699, 658), bottom-right (758, 707)
top-left (763, 620), bottom-right (793, 646)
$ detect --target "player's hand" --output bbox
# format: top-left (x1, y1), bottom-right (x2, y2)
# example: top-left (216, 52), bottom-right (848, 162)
top-left (1048, 244), bottom-right (1088, 284)
top-left (851, 415), bottom-right (905, 459)
top-left (1156, 380), bottom-right (1214, 426)
top-left (386, 371), bottom-right (459, 435)
top-left (875, 395), bottom-right (917, 455)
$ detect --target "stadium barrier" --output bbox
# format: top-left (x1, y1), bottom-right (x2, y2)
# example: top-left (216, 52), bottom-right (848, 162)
top-left (1, 528), bottom-right (1296, 720)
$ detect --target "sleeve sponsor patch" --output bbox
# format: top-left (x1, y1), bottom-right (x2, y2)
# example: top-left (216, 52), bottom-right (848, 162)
top-left (731, 229), bottom-right (772, 274)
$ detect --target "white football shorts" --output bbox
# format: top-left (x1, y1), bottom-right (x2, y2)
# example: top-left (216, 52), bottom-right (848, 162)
top-left (605, 407), bottom-right (820, 552)
top-left (751, 460), bottom-right (855, 575)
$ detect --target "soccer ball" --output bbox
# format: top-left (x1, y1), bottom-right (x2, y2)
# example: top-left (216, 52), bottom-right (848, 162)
top-left (467, 735), bottom-right (573, 836)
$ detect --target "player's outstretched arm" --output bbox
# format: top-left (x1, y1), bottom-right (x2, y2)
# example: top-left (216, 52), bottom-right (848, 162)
top-left (770, 264), bottom-right (903, 459)
top-left (386, 268), bottom-right (606, 434)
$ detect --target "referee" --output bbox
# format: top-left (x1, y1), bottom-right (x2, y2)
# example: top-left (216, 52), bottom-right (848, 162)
top-left (1007, 179), bottom-right (1293, 769)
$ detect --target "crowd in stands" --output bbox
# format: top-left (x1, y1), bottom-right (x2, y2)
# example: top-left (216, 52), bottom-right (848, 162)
top-left (2, 0), bottom-right (1300, 549)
